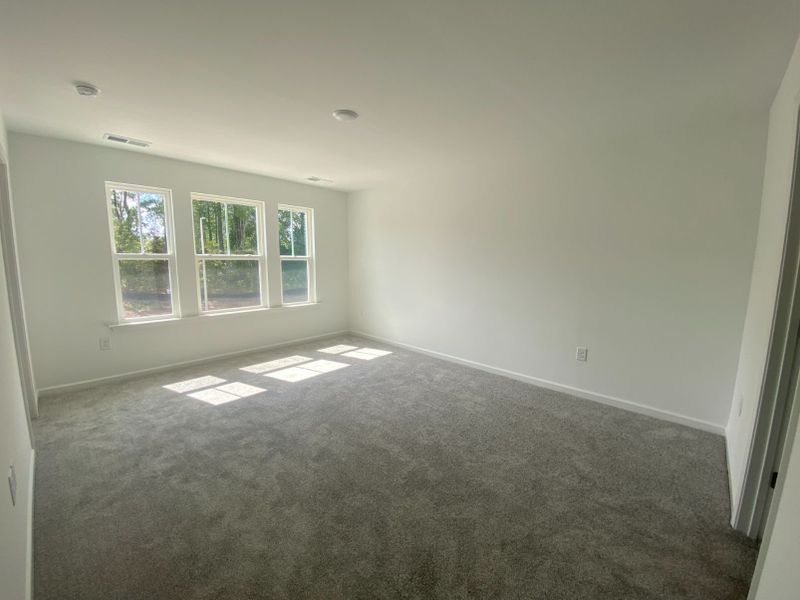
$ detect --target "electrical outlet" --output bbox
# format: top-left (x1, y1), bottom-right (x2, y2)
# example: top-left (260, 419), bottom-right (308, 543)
top-left (8, 463), bottom-right (17, 507)
top-left (99, 337), bottom-right (111, 351)
top-left (576, 346), bottom-right (588, 362)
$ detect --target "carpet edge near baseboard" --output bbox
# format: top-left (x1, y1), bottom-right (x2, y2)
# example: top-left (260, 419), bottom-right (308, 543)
top-left (36, 330), bottom-right (350, 398)
top-left (351, 329), bottom-right (726, 436)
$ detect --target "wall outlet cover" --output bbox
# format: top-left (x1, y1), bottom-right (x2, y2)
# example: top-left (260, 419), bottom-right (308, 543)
top-left (99, 337), bottom-right (111, 351)
top-left (576, 346), bottom-right (588, 362)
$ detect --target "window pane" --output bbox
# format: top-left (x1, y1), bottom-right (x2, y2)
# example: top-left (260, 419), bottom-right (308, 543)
top-left (292, 211), bottom-right (307, 256)
top-left (199, 259), bottom-right (260, 311)
top-left (281, 259), bottom-right (308, 304)
top-left (110, 190), bottom-right (141, 253)
top-left (227, 203), bottom-right (258, 255)
top-left (138, 193), bottom-right (167, 254)
top-left (193, 200), bottom-right (226, 254)
top-left (118, 259), bottom-right (172, 318)
top-left (279, 209), bottom-right (292, 256)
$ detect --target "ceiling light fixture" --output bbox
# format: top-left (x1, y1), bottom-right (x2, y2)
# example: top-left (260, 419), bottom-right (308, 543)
top-left (74, 81), bottom-right (100, 97)
top-left (307, 176), bottom-right (333, 183)
top-left (332, 109), bottom-right (359, 122)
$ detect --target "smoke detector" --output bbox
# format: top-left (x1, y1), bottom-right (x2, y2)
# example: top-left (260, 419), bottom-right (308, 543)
top-left (103, 133), bottom-right (151, 148)
top-left (74, 82), bottom-right (100, 97)
top-left (332, 109), bottom-right (359, 122)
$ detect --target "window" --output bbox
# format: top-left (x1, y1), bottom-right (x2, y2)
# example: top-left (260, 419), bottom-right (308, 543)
top-left (105, 182), bottom-right (178, 321)
top-left (278, 205), bottom-right (314, 304)
top-left (192, 194), bottom-right (266, 312)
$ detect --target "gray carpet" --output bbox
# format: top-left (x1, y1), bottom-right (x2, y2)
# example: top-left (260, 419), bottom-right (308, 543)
top-left (33, 335), bottom-right (755, 599)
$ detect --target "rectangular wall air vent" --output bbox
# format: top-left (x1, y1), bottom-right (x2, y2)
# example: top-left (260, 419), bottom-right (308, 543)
top-left (103, 133), bottom-right (151, 148)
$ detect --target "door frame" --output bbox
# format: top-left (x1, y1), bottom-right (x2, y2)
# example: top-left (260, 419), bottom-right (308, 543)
top-left (734, 106), bottom-right (800, 538)
top-left (0, 142), bottom-right (38, 442)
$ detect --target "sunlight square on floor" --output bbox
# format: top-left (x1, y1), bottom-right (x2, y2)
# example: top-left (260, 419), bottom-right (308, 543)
top-left (302, 360), bottom-right (349, 373)
top-left (163, 375), bottom-right (227, 393)
top-left (318, 344), bottom-right (358, 354)
top-left (240, 355), bottom-right (312, 374)
top-left (216, 382), bottom-right (265, 398)
top-left (265, 366), bottom-right (322, 382)
top-left (187, 388), bottom-right (240, 406)
top-left (342, 350), bottom-right (380, 360)
top-left (358, 348), bottom-right (392, 357)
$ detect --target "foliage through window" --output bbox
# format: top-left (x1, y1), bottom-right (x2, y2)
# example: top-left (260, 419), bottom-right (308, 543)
top-left (279, 206), bottom-right (314, 304)
top-left (106, 183), bottom-right (177, 321)
top-left (193, 194), bottom-right (265, 312)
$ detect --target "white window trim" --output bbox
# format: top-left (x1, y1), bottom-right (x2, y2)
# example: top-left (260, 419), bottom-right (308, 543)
top-left (278, 204), bottom-right (316, 305)
top-left (105, 181), bottom-right (181, 324)
top-left (191, 192), bottom-right (269, 314)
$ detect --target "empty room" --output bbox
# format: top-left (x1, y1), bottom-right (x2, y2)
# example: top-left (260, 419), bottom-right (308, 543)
top-left (3, 1), bottom-right (800, 599)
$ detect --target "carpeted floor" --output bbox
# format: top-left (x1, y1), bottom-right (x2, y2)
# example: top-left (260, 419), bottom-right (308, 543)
top-left (33, 335), bottom-right (756, 600)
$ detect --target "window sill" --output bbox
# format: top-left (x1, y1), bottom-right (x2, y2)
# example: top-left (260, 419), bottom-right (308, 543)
top-left (108, 316), bottom-right (182, 329)
top-left (107, 302), bottom-right (321, 329)
top-left (276, 301), bottom-right (318, 309)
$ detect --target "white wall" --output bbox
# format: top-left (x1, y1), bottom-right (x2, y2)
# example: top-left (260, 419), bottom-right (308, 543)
top-left (0, 112), bottom-right (35, 599)
top-left (8, 133), bottom-right (349, 390)
top-left (748, 403), bottom-right (800, 600)
top-left (349, 112), bottom-right (768, 432)
top-left (727, 34), bottom-right (800, 514)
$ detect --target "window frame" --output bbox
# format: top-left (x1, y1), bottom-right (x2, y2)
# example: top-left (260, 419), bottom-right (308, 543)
top-left (104, 181), bottom-right (181, 323)
top-left (191, 192), bottom-right (269, 315)
top-left (278, 204), bottom-right (316, 305)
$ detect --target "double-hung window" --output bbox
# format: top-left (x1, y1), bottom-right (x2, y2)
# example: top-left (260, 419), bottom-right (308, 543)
top-left (105, 182), bottom-right (178, 322)
top-left (278, 205), bottom-right (314, 304)
top-left (192, 194), bottom-right (266, 313)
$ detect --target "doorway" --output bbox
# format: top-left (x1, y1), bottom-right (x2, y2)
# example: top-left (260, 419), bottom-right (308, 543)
top-left (0, 143), bottom-right (37, 440)
top-left (734, 107), bottom-right (800, 539)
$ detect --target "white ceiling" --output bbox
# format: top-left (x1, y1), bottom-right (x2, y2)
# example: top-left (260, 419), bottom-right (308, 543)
top-left (0, 1), bottom-right (798, 191)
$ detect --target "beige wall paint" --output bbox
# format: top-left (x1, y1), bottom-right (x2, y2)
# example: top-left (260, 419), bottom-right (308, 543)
top-left (8, 133), bottom-right (349, 390)
top-left (348, 112), bottom-right (767, 432)
top-left (0, 110), bottom-right (34, 600)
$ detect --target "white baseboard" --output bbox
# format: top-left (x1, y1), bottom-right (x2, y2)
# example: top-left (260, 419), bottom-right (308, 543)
top-left (36, 325), bottom-right (726, 435)
top-left (351, 330), bottom-right (726, 435)
top-left (26, 448), bottom-right (35, 600)
top-left (37, 330), bottom-right (349, 397)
